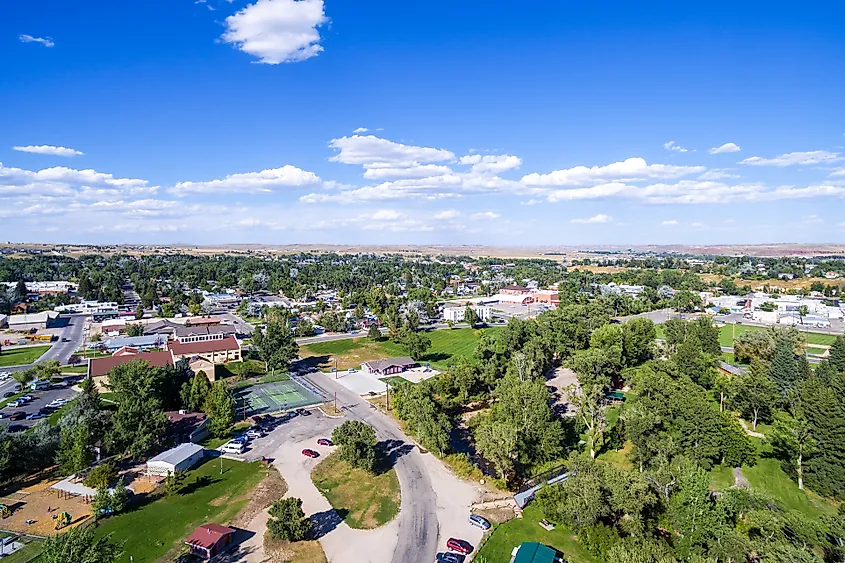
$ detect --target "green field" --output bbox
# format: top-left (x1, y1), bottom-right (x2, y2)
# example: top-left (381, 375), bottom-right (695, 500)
top-left (0, 533), bottom-right (43, 563)
top-left (311, 453), bottom-right (400, 529)
top-left (656, 323), bottom-right (837, 348)
top-left (301, 327), bottom-right (496, 371)
top-left (94, 458), bottom-right (264, 562)
top-left (0, 346), bottom-right (51, 367)
top-left (476, 504), bottom-right (599, 563)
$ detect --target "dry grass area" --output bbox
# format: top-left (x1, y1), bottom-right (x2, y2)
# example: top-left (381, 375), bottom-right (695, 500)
top-left (231, 465), bottom-right (288, 528)
top-left (318, 402), bottom-right (344, 417)
top-left (698, 273), bottom-right (844, 291)
top-left (264, 534), bottom-right (328, 563)
top-left (569, 265), bottom-right (631, 274)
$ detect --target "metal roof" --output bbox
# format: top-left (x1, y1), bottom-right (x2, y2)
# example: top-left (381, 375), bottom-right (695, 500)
top-left (148, 443), bottom-right (204, 467)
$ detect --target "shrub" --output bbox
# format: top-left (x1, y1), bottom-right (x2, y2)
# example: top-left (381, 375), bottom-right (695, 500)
top-left (84, 461), bottom-right (118, 489)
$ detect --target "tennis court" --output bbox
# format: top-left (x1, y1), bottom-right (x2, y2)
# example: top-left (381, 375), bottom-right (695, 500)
top-left (235, 379), bottom-right (323, 417)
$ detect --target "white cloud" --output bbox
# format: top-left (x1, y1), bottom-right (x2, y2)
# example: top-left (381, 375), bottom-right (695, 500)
top-left (12, 145), bottom-right (83, 157)
top-left (363, 164), bottom-right (452, 180)
top-left (19, 34), bottom-right (54, 48)
top-left (329, 135), bottom-right (454, 170)
top-left (221, 0), bottom-right (328, 64)
top-left (740, 150), bottom-right (844, 167)
top-left (170, 165), bottom-right (320, 195)
top-left (0, 163), bottom-right (154, 200)
top-left (698, 169), bottom-right (738, 180)
top-left (521, 157), bottom-right (704, 187)
top-left (828, 168), bottom-right (845, 178)
top-left (709, 142), bottom-right (741, 154)
top-left (470, 211), bottom-right (501, 221)
top-left (370, 209), bottom-right (404, 221)
top-left (661, 220), bottom-right (679, 226)
top-left (353, 127), bottom-right (369, 134)
top-left (520, 199), bottom-right (541, 206)
top-left (459, 154), bottom-right (522, 173)
top-left (663, 141), bottom-right (688, 153)
top-left (434, 209), bottom-right (461, 220)
top-left (571, 214), bottom-right (612, 224)
top-left (690, 222), bottom-right (707, 228)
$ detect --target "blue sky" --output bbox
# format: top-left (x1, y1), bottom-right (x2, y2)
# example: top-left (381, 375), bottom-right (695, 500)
top-left (3, 0), bottom-right (844, 246)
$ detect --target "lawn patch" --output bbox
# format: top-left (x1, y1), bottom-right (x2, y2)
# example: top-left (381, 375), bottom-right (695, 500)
top-left (93, 458), bottom-right (264, 563)
top-left (311, 453), bottom-right (400, 530)
top-left (0, 346), bottom-right (51, 367)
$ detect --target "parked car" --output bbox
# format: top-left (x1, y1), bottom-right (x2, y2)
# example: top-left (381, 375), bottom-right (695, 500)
top-left (5, 424), bottom-right (27, 433)
top-left (246, 428), bottom-right (264, 439)
top-left (301, 449), bottom-right (319, 458)
top-left (39, 407), bottom-right (58, 415)
top-left (19, 395), bottom-right (32, 402)
top-left (8, 411), bottom-right (26, 421)
top-left (7, 400), bottom-right (25, 408)
top-left (436, 553), bottom-right (465, 563)
top-left (2, 391), bottom-right (15, 398)
top-left (232, 435), bottom-right (250, 444)
top-left (26, 412), bottom-right (47, 420)
top-left (468, 514), bottom-right (491, 530)
top-left (317, 438), bottom-right (333, 447)
top-left (220, 441), bottom-right (246, 455)
top-left (295, 408), bottom-right (311, 416)
top-left (0, 412), bottom-right (7, 419)
top-left (446, 538), bottom-right (473, 555)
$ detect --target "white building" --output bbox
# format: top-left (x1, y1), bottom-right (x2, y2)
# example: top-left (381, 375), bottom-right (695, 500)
top-left (444, 305), bottom-right (493, 323)
top-left (146, 443), bottom-right (205, 476)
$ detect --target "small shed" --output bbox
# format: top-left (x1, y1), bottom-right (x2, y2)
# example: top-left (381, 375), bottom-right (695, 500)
top-left (185, 523), bottom-right (236, 559)
top-left (510, 542), bottom-right (558, 563)
top-left (146, 443), bottom-right (205, 476)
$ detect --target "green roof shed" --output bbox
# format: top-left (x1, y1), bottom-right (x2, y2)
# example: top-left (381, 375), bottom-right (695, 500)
top-left (512, 542), bottom-right (556, 563)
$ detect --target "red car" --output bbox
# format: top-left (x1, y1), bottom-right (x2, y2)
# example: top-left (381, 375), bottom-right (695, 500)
top-left (446, 538), bottom-right (473, 555)
top-left (8, 411), bottom-right (26, 421)
top-left (317, 438), bottom-right (333, 447)
top-left (301, 449), bottom-right (320, 458)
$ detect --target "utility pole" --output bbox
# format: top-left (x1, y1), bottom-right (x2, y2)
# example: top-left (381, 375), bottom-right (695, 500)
top-left (385, 379), bottom-right (390, 411)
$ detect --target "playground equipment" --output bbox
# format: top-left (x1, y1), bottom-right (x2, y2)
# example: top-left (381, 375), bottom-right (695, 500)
top-left (0, 504), bottom-right (11, 519)
top-left (54, 511), bottom-right (71, 530)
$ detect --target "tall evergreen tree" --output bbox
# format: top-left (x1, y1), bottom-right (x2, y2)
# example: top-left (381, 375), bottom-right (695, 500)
top-left (829, 335), bottom-right (845, 373)
top-left (769, 338), bottom-right (800, 398)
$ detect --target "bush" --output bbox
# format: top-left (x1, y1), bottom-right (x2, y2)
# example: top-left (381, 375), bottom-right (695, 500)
top-left (580, 523), bottom-right (621, 557)
top-left (443, 453), bottom-right (485, 481)
top-left (84, 461), bottom-right (118, 489)
top-left (331, 420), bottom-right (378, 473)
top-left (267, 497), bottom-right (312, 541)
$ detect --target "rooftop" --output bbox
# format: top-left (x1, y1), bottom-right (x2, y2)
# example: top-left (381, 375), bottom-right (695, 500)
top-left (185, 523), bottom-right (235, 550)
top-left (148, 442), bottom-right (204, 466)
top-left (169, 335), bottom-right (240, 356)
top-left (89, 350), bottom-right (174, 377)
top-left (362, 356), bottom-right (416, 371)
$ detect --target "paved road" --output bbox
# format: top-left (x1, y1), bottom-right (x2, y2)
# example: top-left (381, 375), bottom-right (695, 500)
top-left (215, 311), bottom-right (256, 336)
top-left (1, 314), bottom-right (89, 376)
top-left (291, 369), bottom-right (440, 563)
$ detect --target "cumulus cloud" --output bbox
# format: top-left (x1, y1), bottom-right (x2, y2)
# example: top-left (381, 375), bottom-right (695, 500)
top-left (470, 211), bottom-right (501, 220)
top-left (661, 220), bottom-right (679, 226)
top-left (709, 142), bottom-right (741, 154)
top-left (521, 158), bottom-right (704, 187)
top-left (19, 34), bottom-right (54, 47)
top-left (13, 145), bottom-right (83, 157)
top-left (698, 169), bottom-right (738, 180)
top-left (329, 135), bottom-right (454, 170)
top-left (459, 154), bottom-right (522, 173)
top-left (663, 141), bottom-right (688, 153)
top-left (353, 127), bottom-right (369, 134)
top-left (363, 164), bottom-right (452, 180)
top-left (221, 0), bottom-right (328, 64)
top-left (0, 162), bottom-right (153, 200)
top-left (170, 165), bottom-right (320, 195)
top-left (434, 209), bottom-right (461, 220)
top-left (740, 151), bottom-right (844, 167)
top-left (828, 168), bottom-right (845, 178)
top-left (571, 214), bottom-right (612, 224)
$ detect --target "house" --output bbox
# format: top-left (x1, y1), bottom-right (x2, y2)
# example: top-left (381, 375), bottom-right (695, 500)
top-left (166, 411), bottom-right (210, 443)
top-left (8, 311), bottom-right (59, 331)
top-left (718, 361), bottom-right (747, 377)
top-left (146, 443), bottom-right (205, 476)
top-left (509, 542), bottom-right (561, 563)
top-left (88, 349), bottom-right (175, 390)
top-left (361, 357), bottom-right (416, 376)
top-left (185, 524), bottom-right (236, 559)
top-left (143, 319), bottom-right (183, 337)
top-left (443, 305), bottom-right (493, 323)
top-left (168, 335), bottom-right (241, 372)
top-left (500, 285), bottom-right (530, 295)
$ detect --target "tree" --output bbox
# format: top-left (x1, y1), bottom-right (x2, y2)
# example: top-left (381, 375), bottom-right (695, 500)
top-left (569, 382), bottom-right (607, 459)
top-left (401, 330), bottom-right (431, 360)
top-left (571, 348), bottom-right (619, 391)
top-left (110, 482), bottom-right (129, 513)
top-left (829, 335), bottom-right (845, 373)
top-left (12, 368), bottom-right (35, 387)
top-left (267, 497), bottom-right (312, 541)
top-left (14, 279), bottom-right (28, 302)
top-left (621, 318), bottom-right (655, 367)
top-left (731, 360), bottom-right (777, 430)
top-left (406, 307), bottom-right (420, 331)
top-left (772, 410), bottom-right (816, 490)
top-left (367, 324), bottom-right (381, 341)
top-left (57, 424), bottom-right (93, 475)
top-left (92, 486), bottom-right (112, 518)
top-left (769, 338), bottom-right (800, 397)
top-left (475, 418), bottom-right (518, 479)
top-left (84, 461), bottom-right (118, 489)
top-left (203, 381), bottom-right (235, 438)
top-left (106, 360), bottom-right (168, 458)
top-left (163, 469), bottom-right (187, 495)
top-left (734, 330), bottom-right (775, 363)
top-left (39, 527), bottom-right (121, 563)
top-left (134, 304), bottom-right (144, 319)
top-left (159, 303), bottom-right (175, 318)
top-left (125, 323), bottom-right (144, 337)
top-left (331, 420), bottom-right (378, 473)
top-left (252, 320), bottom-right (299, 373)
top-left (68, 353), bottom-right (81, 366)
top-left (295, 318), bottom-right (314, 337)
top-left (464, 306), bottom-right (479, 328)
top-left (180, 371), bottom-right (212, 412)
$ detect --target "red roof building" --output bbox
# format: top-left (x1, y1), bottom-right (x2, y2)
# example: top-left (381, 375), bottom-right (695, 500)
top-left (185, 523), bottom-right (236, 559)
top-left (168, 335), bottom-right (241, 366)
top-left (88, 350), bottom-right (174, 379)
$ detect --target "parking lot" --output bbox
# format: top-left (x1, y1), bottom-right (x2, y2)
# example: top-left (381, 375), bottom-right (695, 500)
top-left (0, 377), bottom-right (81, 431)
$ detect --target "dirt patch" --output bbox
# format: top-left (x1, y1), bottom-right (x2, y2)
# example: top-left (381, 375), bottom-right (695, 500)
top-left (318, 402), bottom-right (344, 417)
top-left (0, 479), bottom-right (93, 536)
top-left (264, 533), bottom-right (328, 563)
top-left (231, 466), bottom-right (288, 528)
top-left (475, 507), bottom-right (516, 524)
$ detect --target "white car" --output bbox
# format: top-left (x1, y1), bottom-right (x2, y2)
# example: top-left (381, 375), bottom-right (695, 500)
top-left (47, 399), bottom-right (68, 408)
top-left (220, 441), bottom-right (245, 455)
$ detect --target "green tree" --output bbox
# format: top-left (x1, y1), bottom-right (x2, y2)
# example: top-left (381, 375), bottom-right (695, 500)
top-left (295, 318), bottom-right (314, 337)
top-left (829, 335), bottom-right (845, 373)
top-left (772, 410), bottom-right (816, 490)
top-left (406, 307), bottom-right (420, 331)
top-left (57, 424), bottom-right (93, 475)
top-left (14, 279), bottom-right (28, 302)
top-left (106, 360), bottom-right (168, 458)
top-left (769, 338), bottom-right (800, 397)
top-left (464, 306), bottom-right (479, 327)
top-left (92, 486), bottom-right (112, 518)
top-left (252, 320), bottom-right (299, 373)
top-left (125, 323), bottom-right (144, 337)
top-left (568, 381), bottom-right (607, 459)
top-left (367, 324), bottom-right (381, 341)
top-left (621, 318), bottom-right (656, 367)
top-left (570, 348), bottom-right (618, 391)
top-left (267, 497), bottom-right (312, 541)
top-left (39, 527), bottom-right (121, 563)
top-left (203, 381), bottom-right (235, 438)
top-left (134, 304), bottom-right (144, 319)
top-left (12, 367), bottom-right (36, 387)
top-left (734, 329), bottom-right (775, 363)
top-left (669, 462), bottom-right (720, 558)
top-left (84, 461), bottom-right (118, 489)
top-left (180, 370), bottom-right (212, 412)
top-left (474, 417), bottom-right (518, 479)
top-left (731, 360), bottom-right (777, 430)
top-left (401, 330), bottom-right (431, 360)
top-left (163, 469), bottom-right (187, 495)
top-left (331, 420), bottom-right (378, 473)
top-left (110, 482), bottom-right (129, 513)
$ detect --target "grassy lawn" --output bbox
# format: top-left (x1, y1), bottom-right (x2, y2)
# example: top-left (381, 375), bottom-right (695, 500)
top-left (0, 533), bottom-right (44, 563)
top-left (200, 422), bottom-right (252, 449)
top-left (476, 504), bottom-right (599, 563)
top-left (60, 365), bottom-right (88, 374)
top-left (94, 458), bottom-right (264, 563)
top-left (382, 375), bottom-right (413, 386)
top-left (311, 453), bottom-right (400, 529)
top-left (215, 359), bottom-right (267, 380)
top-left (0, 346), bottom-right (51, 367)
top-left (658, 323), bottom-right (836, 348)
top-left (300, 327), bottom-right (497, 371)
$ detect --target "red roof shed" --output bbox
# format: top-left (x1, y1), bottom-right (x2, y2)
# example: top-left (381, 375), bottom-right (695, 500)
top-left (185, 523), bottom-right (235, 559)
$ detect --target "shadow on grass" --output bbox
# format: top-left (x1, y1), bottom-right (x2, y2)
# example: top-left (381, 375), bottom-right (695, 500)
top-left (179, 474), bottom-right (217, 495)
top-left (309, 508), bottom-right (348, 539)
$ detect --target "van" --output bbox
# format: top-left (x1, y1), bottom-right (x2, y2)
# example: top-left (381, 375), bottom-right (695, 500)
top-left (220, 441), bottom-right (245, 455)
top-left (30, 380), bottom-right (50, 391)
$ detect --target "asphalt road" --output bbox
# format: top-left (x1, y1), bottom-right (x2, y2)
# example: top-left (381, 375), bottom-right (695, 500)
top-left (2, 314), bottom-right (89, 375)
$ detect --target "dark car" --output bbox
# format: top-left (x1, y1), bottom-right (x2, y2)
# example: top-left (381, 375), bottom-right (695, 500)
top-left (295, 408), bottom-right (311, 416)
top-left (8, 411), bottom-right (26, 421)
top-left (2, 391), bottom-right (15, 398)
top-left (317, 438), bottom-right (333, 447)
top-left (39, 407), bottom-right (58, 415)
top-left (446, 538), bottom-right (473, 555)
top-left (436, 553), bottom-right (465, 563)
top-left (5, 424), bottom-right (27, 433)
top-left (301, 449), bottom-right (319, 458)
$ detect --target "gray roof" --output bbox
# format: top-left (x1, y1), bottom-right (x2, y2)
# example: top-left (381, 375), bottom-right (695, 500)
top-left (143, 319), bottom-right (182, 335)
top-left (719, 361), bottom-right (747, 377)
top-left (105, 334), bottom-right (167, 350)
top-left (363, 356), bottom-right (416, 372)
top-left (174, 324), bottom-right (233, 338)
top-left (148, 442), bottom-right (204, 466)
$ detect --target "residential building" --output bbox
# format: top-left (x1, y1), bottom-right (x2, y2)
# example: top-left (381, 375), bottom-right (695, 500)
top-left (88, 349), bottom-right (175, 390)
top-left (166, 411), bottom-right (210, 444)
top-left (174, 324), bottom-right (234, 343)
top-left (185, 524), bottom-right (236, 559)
top-left (443, 305), bottom-right (493, 323)
top-left (361, 357), bottom-right (416, 376)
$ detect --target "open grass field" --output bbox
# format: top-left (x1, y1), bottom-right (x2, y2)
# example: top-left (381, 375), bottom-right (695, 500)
top-left (311, 453), bottom-right (400, 529)
top-left (93, 458), bottom-right (264, 563)
top-left (476, 504), bottom-right (599, 563)
top-left (0, 346), bottom-right (50, 367)
top-left (300, 327), bottom-right (496, 371)
top-left (656, 323), bottom-right (837, 348)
